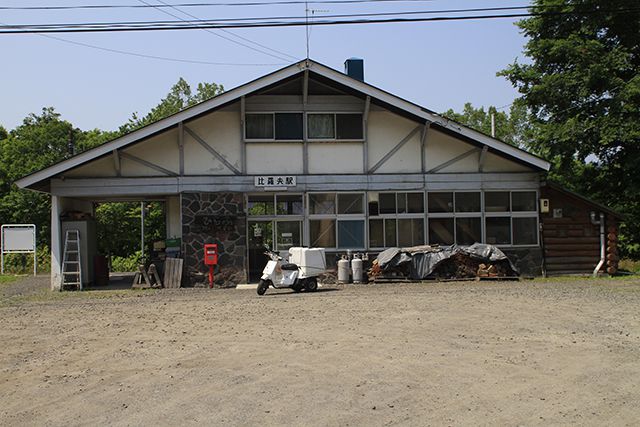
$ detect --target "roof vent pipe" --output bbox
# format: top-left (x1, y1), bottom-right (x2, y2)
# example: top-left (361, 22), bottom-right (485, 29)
top-left (344, 58), bottom-right (364, 82)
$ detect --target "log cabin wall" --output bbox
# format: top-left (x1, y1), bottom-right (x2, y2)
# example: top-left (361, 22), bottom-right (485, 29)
top-left (540, 185), bottom-right (619, 275)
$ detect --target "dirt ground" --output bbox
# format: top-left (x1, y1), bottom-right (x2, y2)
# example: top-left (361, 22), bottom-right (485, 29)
top-left (1, 276), bottom-right (640, 426)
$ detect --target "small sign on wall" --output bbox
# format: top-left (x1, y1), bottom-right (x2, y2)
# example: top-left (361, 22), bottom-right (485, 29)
top-left (254, 176), bottom-right (296, 188)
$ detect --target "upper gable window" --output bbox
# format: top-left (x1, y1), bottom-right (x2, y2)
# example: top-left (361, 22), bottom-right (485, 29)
top-left (308, 113), bottom-right (363, 140)
top-left (245, 113), bottom-right (303, 140)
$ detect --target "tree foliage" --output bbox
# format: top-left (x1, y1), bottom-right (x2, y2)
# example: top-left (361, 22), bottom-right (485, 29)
top-left (442, 101), bottom-right (533, 149)
top-left (0, 78), bottom-right (223, 257)
top-left (499, 0), bottom-right (640, 257)
top-left (119, 78), bottom-right (223, 134)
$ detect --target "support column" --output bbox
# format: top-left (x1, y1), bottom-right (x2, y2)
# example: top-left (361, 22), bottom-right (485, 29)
top-left (50, 195), bottom-right (63, 291)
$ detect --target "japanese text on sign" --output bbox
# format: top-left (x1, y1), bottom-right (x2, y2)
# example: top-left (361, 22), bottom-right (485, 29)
top-left (254, 176), bottom-right (296, 187)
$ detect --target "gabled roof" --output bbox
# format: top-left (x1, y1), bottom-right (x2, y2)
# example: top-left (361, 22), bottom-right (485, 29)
top-left (16, 58), bottom-right (550, 190)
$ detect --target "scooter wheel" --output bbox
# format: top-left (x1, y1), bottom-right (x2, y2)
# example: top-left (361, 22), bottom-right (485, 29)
top-left (305, 277), bottom-right (318, 292)
top-left (257, 279), bottom-right (269, 296)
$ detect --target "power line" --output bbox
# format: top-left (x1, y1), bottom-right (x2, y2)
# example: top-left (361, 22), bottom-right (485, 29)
top-left (4, 5), bottom-right (634, 30)
top-left (38, 33), bottom-right (288, 66)
top-left (0, 6), bottom-right (597, 29)
top-left (0, 0), bottom-right (438, 11)
top-left (1, 7), bottom-right (638, 34)
top-left (141, 0), bottom-right (298, 61)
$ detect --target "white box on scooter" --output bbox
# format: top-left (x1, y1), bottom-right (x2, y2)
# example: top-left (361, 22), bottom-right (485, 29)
top-left (288, 247), bottom-right (326, 278)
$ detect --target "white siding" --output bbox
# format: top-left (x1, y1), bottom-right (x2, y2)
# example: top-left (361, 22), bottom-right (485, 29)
top-left (482, 152), bottom-right (532, 172)
top-left (184, 111), bottom-right (242, 175)
top-left (308, 143), bottom-right (363, 174)
top-left (367, 111), bottom-right (421, 173)
top-left (64, 156), bottom-right (117, 178)
top-left (246, 143), bottom-right (304, 174)
top-left (124, 128), bottom-right (180, 174)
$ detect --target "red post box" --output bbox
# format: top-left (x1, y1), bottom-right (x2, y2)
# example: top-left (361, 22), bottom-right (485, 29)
top-left (204, 244), bottom-right (218, 288)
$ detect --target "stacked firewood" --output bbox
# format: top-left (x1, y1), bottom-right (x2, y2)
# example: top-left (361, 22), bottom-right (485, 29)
top-left (368, 251), bottom-right (517, 281)
top-left (430, 254), bottom-right (515, 280)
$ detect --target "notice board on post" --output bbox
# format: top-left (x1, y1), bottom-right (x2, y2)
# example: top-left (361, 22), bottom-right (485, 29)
top-left (1, 224), bottom-right (37, 275)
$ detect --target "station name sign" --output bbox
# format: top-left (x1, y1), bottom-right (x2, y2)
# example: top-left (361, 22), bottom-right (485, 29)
top-left (254, 175), bottom-right (296, 188)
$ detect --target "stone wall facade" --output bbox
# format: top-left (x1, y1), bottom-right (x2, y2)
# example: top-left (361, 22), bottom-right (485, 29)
top-left (181, 192), bottom-right (247, 288)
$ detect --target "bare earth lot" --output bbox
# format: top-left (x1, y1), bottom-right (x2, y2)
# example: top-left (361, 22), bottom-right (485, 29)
top-left (1, 277), bottom-right (640, 426)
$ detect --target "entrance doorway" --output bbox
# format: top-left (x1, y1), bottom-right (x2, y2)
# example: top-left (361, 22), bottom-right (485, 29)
top-left (247, 220), bottom-right (302, 282)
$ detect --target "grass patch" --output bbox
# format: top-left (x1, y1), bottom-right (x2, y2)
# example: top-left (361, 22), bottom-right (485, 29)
top-left (619, 259), bottom-right (640, 274)
top-left (0, 275), bottom-right (19, 285)
top-left (0, 286), bottom-right (157, 308)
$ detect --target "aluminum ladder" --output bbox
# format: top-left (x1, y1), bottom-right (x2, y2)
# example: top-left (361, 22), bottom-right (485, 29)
top-left (62, 229), bottom-right (82, 291)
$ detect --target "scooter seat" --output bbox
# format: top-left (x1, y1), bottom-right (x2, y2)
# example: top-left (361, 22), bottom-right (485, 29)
top-left (280, 263), bottom-right (299, 271)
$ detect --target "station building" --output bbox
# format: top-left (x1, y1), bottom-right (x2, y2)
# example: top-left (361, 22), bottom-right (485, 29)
top-left (16, 59), bottom-right (620, 289)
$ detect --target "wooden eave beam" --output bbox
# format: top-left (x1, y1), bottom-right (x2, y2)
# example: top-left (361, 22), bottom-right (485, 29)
top-left (112, 149), bottom-right (121, 176)
top-left (478, 145), bottom-right (489, 172)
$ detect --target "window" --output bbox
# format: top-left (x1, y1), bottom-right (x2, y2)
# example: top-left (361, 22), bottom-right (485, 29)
top-left (275, 113), bottom-right (303, 140)
top-left (308, 193), bottom-right (366, 249)
top-left (486, 217), bottom-right (511, 245)
top-left (338, 220), bottom-right (365, 248)
top-left (248, 194), bottom-right (303, 217)
top-left (427, 191), bottom-right (481, 246)
top-left (455, 192), bottom-right (481, 213)
top-left (512, 191), bottom-right (537, 212)
top-left (484, 192), bottom-right (509, 212)
top-left (336, 114), bottom-right (364, 139)
top-left (248, 195), bottom-right (275, 216)
top-left (398, 219), bottom-right (424, 247)
top-left (428, 218), bottom-right (454, 245)
top-left (310, 219), bottom-right (335, 247)
top-left (276, 221), bottom-right (301, 250)
top-left (309, 193), bottom-right (335, 215)
top-left (245, 114), bottom-right (273, 139)
top-left (308, 113), bottom-right (363, 140)
top-left (245, 113), bottom-right (303, 140)
top-left (375, 192), bottom-right (424, 215)
top-left (483, 191), bottom-right (538, 246)
top-left (456, 217), bottom-right (481, 245)
top-left (428, 193), bottom-right (453, 213)
top-left (513, 217), bottom-right (538, 245)
top-left (338, 193), bottom-right (364, 214)
top-left (308, 114), bottom-right (335, 139)
top-left (276, 194), bottom-right (303, 215)
top-left (369, 192), bottom-right (424, 248)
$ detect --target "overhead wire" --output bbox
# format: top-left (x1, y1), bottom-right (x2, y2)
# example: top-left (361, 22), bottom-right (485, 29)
top-left (136, 0), bottom-right (297, 62)
top-left (0, 0), bottom-right (440, 11)
top-left (1, 6), bottom-right (638, 34)
top-left (36, 32), bottom-right (287, 65)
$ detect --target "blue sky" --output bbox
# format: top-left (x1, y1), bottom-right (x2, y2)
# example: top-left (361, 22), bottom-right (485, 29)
top-left (0, 0), bottom-right (531, 131)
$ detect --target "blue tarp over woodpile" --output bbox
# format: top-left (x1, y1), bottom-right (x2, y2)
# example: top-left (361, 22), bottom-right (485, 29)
top-left (374, 243), bottom-right (519, 280)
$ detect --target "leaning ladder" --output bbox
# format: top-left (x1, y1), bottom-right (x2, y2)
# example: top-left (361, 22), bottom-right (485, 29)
top-left (62, 229), bottom-right (82, 291)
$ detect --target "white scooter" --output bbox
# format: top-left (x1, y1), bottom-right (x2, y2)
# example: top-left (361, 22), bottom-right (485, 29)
top-left (257, 247), bottom-right (326, 296)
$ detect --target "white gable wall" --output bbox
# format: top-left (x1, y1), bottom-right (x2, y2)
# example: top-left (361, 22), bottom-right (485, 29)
top-left (58, 92), bottom-right (537, 181)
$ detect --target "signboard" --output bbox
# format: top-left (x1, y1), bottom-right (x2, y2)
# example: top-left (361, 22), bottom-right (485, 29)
top-left (254, 176), bottom-right (296, 188)
top-left (192, 215), bottom-right (239, 233)
top-left (1, 224), bottom-right (37, 275)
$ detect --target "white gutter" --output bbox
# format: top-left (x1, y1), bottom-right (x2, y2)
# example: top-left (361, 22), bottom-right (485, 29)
top-left (591, 212), bottom-right (605, 277)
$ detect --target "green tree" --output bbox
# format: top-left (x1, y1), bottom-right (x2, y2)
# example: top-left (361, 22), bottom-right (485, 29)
top-left (0, 108), bottom-right (81, 244)
top-left (119, 78), bottom-right (224, 134)
top-left (442, 101), bottom-right (533, 148)
top-left (499, 0), bottom-right (640, 257)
